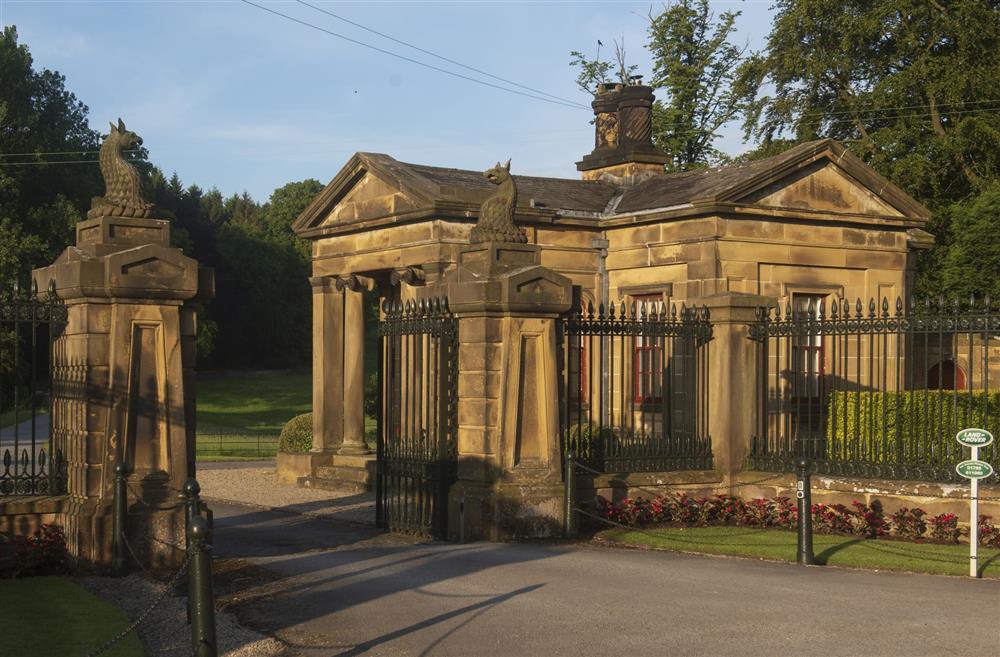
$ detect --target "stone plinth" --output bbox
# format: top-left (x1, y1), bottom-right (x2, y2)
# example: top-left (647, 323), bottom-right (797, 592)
top-left (33, 214), bottom-right (212, 570)
top-left (432, 241), bottom-right (572, 540)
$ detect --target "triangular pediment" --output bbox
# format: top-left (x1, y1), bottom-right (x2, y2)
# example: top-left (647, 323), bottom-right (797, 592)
top-left (724, 140), bottom-right (930, 220)
top-left (736, 158), bottom-right (902, 216)
top-left (293, 153), bottom-right (441, 235)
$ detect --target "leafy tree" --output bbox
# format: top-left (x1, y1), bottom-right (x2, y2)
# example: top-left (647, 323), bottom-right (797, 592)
top-left (0, 27), bottom-right (101, 274)
top-left (257, 178), bottom-right (322, 258)
top-left (570, 1), bottom-right (751, 170)
top-left (737, 0), bottom-right (1000, 208)
top-left (646, 0), bottom-right (750, 169)
top-left (938, 184), bottom-right (1000, 302)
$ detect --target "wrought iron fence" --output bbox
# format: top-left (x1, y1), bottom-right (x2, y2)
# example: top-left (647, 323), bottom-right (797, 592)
top-left (0, 284), bottom-right (68, 496)
top-left (559, 300), bottom-right (713, 474)
top-left (377, 298), bottom-right (458, 539)
top-left (748, 296), bottom-right (1000, 483)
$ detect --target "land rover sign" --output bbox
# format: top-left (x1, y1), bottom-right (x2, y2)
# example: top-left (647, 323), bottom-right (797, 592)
top-left (956, 459), bottom-right (995, 480)
top-left (955, 428), bottom-right (994, 449)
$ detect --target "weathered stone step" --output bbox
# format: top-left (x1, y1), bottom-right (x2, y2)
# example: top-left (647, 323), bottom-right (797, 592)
top-left (301, 475), bottom-right (369, 493)
top-left (316, 465), bottom-right (369, 483)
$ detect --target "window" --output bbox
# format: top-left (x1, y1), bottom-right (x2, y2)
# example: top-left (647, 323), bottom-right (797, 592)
top-left (632, 293), bottom-right (666, 404)
top-left (567, 332), bottom-right (588, 405)
top-left (791, 293), bottom-right (825, 399)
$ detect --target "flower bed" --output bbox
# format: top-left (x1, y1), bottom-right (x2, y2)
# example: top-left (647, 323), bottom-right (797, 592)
top-left (595, 494), bottom-right (1000, 546)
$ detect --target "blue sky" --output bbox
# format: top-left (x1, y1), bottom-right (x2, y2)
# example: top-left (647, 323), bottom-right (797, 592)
top-left (4, 0), bottom-right (774, 201)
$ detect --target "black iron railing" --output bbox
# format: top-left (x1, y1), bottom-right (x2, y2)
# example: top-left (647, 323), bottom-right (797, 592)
top-left (0, 284), bottom-right (68, 496)
top-left (376, 298), bottom-right (458, 539)
top-left (560, 301), bottom-right (713, 474)
top-left (748, 296), bottom-right (1000, 483)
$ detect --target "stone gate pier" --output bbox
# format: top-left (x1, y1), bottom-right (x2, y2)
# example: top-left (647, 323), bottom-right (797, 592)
top-left (31, 120), bottom-right (212, 569)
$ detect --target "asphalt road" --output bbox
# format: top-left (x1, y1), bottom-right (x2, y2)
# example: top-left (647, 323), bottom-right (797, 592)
top-left (212, 502), bottom-right (1000, 657)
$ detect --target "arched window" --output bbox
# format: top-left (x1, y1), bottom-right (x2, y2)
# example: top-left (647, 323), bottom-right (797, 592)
top-left (927, 360), bottom-right (967, 390)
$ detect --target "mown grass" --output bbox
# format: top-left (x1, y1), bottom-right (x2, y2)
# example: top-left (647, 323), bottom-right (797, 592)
top-left (196, 369), bottom-right (311, 434)
top-left (1, 576), bottom-right (144, 656)
top-left (195, 369), bottom-right (378, 460)
top-left (599, 526), bottom-right (1000, 578)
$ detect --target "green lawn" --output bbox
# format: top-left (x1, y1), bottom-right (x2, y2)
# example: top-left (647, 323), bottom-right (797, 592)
top-left (197, 369), bottom-right (311, 434)
top-left (599, 526), bottom-right (1000, 578)
top-left (1, 576), bottom-right (144, 657)
top-left (195, 369), bottom-right (378, 460)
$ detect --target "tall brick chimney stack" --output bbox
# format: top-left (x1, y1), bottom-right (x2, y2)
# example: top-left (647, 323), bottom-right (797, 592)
top-left (576, 81), bottom-right (670, 186)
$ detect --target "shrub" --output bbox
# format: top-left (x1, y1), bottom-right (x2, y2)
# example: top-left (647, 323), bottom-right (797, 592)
top-left (928, 513), bottom-right (963, 543)
top-left (811, 503), bottom-right (855, 535)
top-left (851, 500), bottom-right (888, 538)
top-left (0, 524), bottom-right (68, 578)
top-left (890, 507), bottom-right (928, 539)
top-left (826, 390), bottom-right (1000, 463)
top-left (278, 412), bottom-right (313, 453)
top-left (563, 423), bottom-right (613, 464)
top-left (979, 515), bottom-right (1000, 548)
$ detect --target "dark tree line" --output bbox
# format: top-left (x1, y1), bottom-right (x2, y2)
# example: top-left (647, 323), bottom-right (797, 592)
top-left (1, 27), bottom-right (318, 369)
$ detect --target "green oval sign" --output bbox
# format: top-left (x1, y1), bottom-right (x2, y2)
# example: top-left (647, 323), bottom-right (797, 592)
top-left (956, 428), bottom-right (994, 448)
top-left (956, 460), bottom-right (995, 480)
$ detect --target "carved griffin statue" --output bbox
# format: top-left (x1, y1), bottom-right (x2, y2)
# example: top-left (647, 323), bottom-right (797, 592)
top-left (469, 159), bottom-right (527, 244)
top-left (88, 118), bottom-right (156, 219)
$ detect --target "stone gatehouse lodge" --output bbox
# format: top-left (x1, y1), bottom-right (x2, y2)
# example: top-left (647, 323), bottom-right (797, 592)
top-left (287, 82), bottom-right (993, 541)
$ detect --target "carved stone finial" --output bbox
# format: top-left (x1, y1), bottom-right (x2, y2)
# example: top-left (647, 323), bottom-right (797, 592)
top-left (469, 159), bottom-right (527, 244)
top-left (88, 118), bottom-right (156, 219)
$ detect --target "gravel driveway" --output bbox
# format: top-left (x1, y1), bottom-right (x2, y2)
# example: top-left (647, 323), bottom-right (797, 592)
top-left (196, 461), bottom-right (375, 526)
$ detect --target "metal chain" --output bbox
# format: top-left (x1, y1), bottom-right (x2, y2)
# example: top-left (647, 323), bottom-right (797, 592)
top-left (82, 549), bottom-right (193, 657)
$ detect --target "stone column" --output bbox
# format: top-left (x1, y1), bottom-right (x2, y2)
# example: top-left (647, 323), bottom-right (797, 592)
top-left (691, 292), bottom-right (774, 488)
top-left (336, 275), bottom-right (372, 456)
top-left (33, 214), bottom-right (212, 570)
top-left (437, 241), bottom-right (572, 540)
top-left (310, 277), bottom-right (344, 455)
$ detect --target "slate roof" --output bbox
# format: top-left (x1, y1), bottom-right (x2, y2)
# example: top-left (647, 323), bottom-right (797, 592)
top-left (295, 139), bottom-right (929, 234)
top-left (398, 140), bottom-right (849, 215)
top-left (402, 162), bottom-right (617, 214)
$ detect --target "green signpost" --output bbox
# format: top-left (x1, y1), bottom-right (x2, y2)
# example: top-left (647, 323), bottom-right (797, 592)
top-left (955, 428), bottom-right (994, 579)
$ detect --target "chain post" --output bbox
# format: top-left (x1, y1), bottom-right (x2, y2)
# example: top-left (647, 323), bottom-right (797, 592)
top-left (796, 458), bottom-right (815, 565)
top-left (188, 514), bottom-right (218, 657)
top-left (182, 477), bottom-right (202, 621)
top-left (112, 461), bottom-right (128, 576)
top-left (564, 451), bottom-right (577, 539)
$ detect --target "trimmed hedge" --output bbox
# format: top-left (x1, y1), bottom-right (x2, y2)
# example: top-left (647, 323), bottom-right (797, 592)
top-left (826, 390), bottom-right (999, 462)
top-left (278, 412), bottom-right (313, 453)
top-left (563, 422), bottom-right (613, 462)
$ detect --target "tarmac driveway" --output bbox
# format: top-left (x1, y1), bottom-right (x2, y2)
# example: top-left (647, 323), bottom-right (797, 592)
top-left (211, 502), bottom-right (1000, 657)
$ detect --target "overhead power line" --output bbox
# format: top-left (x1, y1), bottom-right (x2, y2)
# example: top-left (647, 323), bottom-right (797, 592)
top-left (239, 0), bottom-right (589, 111)
top-left (294, 0), bottom-right (588, 109)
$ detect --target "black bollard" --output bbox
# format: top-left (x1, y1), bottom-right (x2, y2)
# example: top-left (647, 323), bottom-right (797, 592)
top-left (182, 478), bottom-right (202, 616)
top-left (796, 458), bottom-right (815, 565)
top-left (188, 515), bottom-right (218, 657)
top-left (564, 451), bottom-right (577, 539)
top-left (112, 461), bottom-right (127, 577)
top-left (183, 477), bottom-right (202, 546)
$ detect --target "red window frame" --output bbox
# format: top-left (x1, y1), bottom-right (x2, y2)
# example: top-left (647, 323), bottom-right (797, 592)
top-left (632, 294), bottom-right (665, 405)
top-left (791, 293), bottom-right (826, 401)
